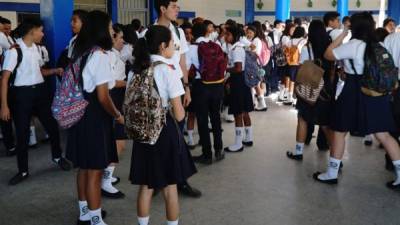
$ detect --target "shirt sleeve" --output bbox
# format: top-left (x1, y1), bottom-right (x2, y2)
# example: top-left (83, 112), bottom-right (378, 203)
top-left (2, 49), bottom-right (18, 72)
top-left (165, 66), bottom-right (185, 99)
top-left (300, 46), bottom-right (310, 64)
top-left (0, 33), bottom-right (11, 50)
top-left (332, 41), bottom-right (357, 60)
top-left (233, 47), bottom-right (245, 64)
top-left (330, 29), bottom-right (343, 41)
top-left (179, 28), bottom-right (189, 55)
top-left (86, 51), bottom-right (116, 89)
top-left (253, 38), bottom-right (262, 56)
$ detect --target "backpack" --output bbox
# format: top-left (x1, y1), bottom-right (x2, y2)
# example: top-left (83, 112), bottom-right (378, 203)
top-left (1, 44), bottom-right (23, 87)
top-left (268, 33), bottom-right (287, 67)
top-left (123, 61), bottom-right (167, 145)
top-left (197, 41), bottom-right (227, 84)
top-left (284, 40), bottom-right (301, 66)
top-left (350, 43), bottom-right (399, 96)
top-left (294, 44), bottom-right (325, 105)
top-left (258, 40), bottom-right (271, 66)
top-left (244, 49), bottom-right (263, 88)
top-left (51, 47), bottom-right (98, 129)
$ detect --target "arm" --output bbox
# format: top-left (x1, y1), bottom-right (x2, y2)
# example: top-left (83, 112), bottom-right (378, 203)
top-left (324, 31), bottom-right (349, 61)
top-left (41, 68), bottom-right (64, 77)
top-left (96, 83), bottom-right (124, 124)
top-left (0, 71), bottom-right (11, 121)
top-left (170, 96), bottom-right (185, 122)
top-left (227, 62), bottom-right (243, 74)
top-left (180, 54), bottom-right (191, 107)
top-left (114, 80), bottom-right (127, 88)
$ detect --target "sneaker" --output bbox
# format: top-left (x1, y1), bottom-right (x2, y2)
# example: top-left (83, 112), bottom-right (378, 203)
top-left (178, 184), bottom-right (202, 198)
top-left (9, 172), bottom-right (29, 185)
top-left (54, 157), bottom-right (72, 171)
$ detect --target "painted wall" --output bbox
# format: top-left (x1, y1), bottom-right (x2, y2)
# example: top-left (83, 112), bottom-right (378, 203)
top-left (0, 11), bottom-right (18, 28)
top-left (179, 0), bottom-right (245, 24)
top-left (1, 0), bottom-right (39, 3)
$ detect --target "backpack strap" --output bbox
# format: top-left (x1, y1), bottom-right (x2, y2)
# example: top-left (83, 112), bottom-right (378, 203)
top-left (173, 25), bottom-right (181, 40)
top-left (349, 59), bottom-right (358, 76)
top-left (150, 61), bottom-right (166, 95)
top-left (8, 44), bottom-right (23, 87)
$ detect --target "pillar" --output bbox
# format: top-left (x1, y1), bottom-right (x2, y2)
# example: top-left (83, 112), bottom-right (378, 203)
top-left (388, 0), bottom-right (400, 23)
top-left (108, 0), bottom-right (118, 23)
top-left (337, 0), bottom-right (349, 20)
top-left (149, 0), bottom-right (158, 23)
top-left (40, 0), bottom-right (73, 66)
top-left (275, 0), bottom-right (291, 21)
top-left (245, 0), bottom-right (255, 24)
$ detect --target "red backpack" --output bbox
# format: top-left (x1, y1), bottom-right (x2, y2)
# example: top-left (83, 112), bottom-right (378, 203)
top-left (197, 41), bottom-right (227, 84)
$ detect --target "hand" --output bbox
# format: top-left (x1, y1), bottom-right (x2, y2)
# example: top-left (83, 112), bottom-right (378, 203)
top-left (250, 44), bottom-right (256, 51)
top-left (116, 116), bottom-right (124, 125)
top-left (183, 89), bottom-right (191, 107)
top-left (54, 68), bottom-right (64, 76)
top-left (1, 106), bottom-right (11, 121)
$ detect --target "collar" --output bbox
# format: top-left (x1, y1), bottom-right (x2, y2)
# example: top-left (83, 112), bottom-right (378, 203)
top-left (150, 54), bottom-right (172, 65)
top-left (16, 38), bottom-right (34, 50)
top-left (229, 42), bottom-right (244, 51)
top-left (195, 37), bottom-right (210, 43)
top-left (326, 27), bottom-right (333, 32)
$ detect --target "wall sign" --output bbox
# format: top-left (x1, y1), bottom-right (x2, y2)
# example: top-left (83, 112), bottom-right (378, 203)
top-left (226, 10), bottom-right (242, 17)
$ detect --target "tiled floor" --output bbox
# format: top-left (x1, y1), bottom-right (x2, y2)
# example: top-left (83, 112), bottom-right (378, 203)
top-left (0, 98), bottom-right (399, 225)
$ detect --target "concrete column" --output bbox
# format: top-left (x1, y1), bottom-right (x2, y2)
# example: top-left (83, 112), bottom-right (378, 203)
top-left (245, 0), bottom-right (255, 24)
top-left (149, 0), bottom-right (158, 23)
top-left (275, 0), bottom-right (291, 21)
top-left (388, 0), bottom-right (400, 23)
top-left (40, 0), bottom-right (73, 66)
top-left (108, 0), bottom-right (118, 23)
top-left (337, 0), bottom-right (349, 20)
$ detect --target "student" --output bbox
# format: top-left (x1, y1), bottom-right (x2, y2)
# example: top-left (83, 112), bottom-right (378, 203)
top-left (224, 25), bottom-right (254, 153)
top-left (0, 17), bottom-right (15, 49)
top-left (383, 18), bottom-right (397, 34)
top-left (100, 24), bottom-right (127, 199)
top-left (314, 12), bottom-right (400, 189)
top-left (324, 12), bottom-right (342, 41)
top-left (189, 22), bottom-right (225, 164)
top-left (145, 0), bottom-right (201, 198)
top-left (287, 20), bottom-right (333, 160)
top-left (277, 23), bottom-right (295, 102)
top-left (66, 10), bottom-right (122, 225)
top-left (284, 26), bottom-right (307, 105)
top-left (120, 24), bottom-right (137, 65)
top-left (129, 25), bottom-right (197, 225)
top-left (1, 18), bottom-right (70, 185)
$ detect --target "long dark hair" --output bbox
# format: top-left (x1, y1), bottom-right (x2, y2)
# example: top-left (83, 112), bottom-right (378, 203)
top-left (225, 25), bottom-right (241, 44)
top-left (252, 21), bottom-right (267, 44)
top-left (122, 24), bottom-right (138, 45)
top-left (132, 25), bottom-right (172, 73)
top-left (307, 20), bottom-right (330, 60)
top-left (72, 10), bottom-right (113, 61)
top-left (283, 23), bottom-right (296, 37)
top-left (350, 12), bottom-right (376, 62)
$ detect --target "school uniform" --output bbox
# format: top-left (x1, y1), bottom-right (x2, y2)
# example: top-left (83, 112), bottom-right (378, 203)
top-left (189, 37), bottom-right (224, 158)
top-left (66, 49), bottom-right (118, 169)
top-left (109, 48), bottom-right (127, 140)
top-left (67, 35), bottom-right (77, 59)
top-left (227, 42), bottom-right (254, 115)
top-left (120, 44), bottom-right (134, 65)
top-left (331, 39), bottom-right (396, 134)
top-left (129, 55), bottom-right (197, 189)
top-left (286, 38), bottom-right (307, 81)
top-left (2, 39), bottom-right (63, 173)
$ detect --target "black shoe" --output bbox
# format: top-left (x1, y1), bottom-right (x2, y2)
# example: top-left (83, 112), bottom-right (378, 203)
top-left (385, 154), bottom-right (394, 171)
top-left (178, 184), bottom-right (202, 198)
top-left (242, 141), bottom-right (253, 147)
top-left (364, 140), bottom-right (373, 146)
top-left (192, 155), bottom-right (212, 165)
top-left (77, 210), bottom-right (107, 225)
top-left (255, 107), bottom-right (268, 112)
top-left (101, 189), bottom-right (125, 199)
top-left (224, 146), bottom-right (244, 153)
top-left (318, 147), bottom-right (329, 151)
top-left (112, 177), bottom-right (121, 186)
top-left (54, 157), bottom-right (72, 171)
top-left (9, 172), bottom-right (29, 185)
top-left (312, 172), bottom-right (338, 184)
top-left (386, 181), bottom-right (400, 190)
top-left (187, 144), bottom-right (197, 150)
top-left (6, 147), bottom-right (16, 157)
top-left (286, 151), bottom-right (303, 161)
top-left (215, 149), bottom-right (225, 162)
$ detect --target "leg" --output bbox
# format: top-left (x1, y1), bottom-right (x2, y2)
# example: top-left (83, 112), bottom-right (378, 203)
top-left (374, 132), bottom-right (400, 187)
top-left (137, 185), bottom-right (154, 217)
top-left (0, 119), bottom-right (15, 150)
top-left (186, 112), bottom-right (196, 147)
top-left (116, 140), bottom-right (126, 155)
top-left (194, 85), bottom-right (212, 159)
top-left (225, 113), bottom-right (245, 152)
top-left (86, 169), bottom-right (103, 210)
top-left (78, 169), bottom-right (88, 201)
top-left (287, 116), bottom-right (307, 160)
top-left (243, 113), bottom-right (251, 127)
top-left (162, 185), bottom-right (179, 222)
top-left (209, 85), bottom-right (224, 152)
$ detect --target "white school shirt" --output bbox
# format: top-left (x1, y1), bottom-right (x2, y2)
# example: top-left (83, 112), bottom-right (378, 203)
top-left (299, 43), bottom-right (314, 64)
top-left (240, 36), bottom-right (251, 47)
top-left (0, 32), bottom-right (11, 54)
top-left (2, 39), bottom-right (44, 86)
top-left (251, 37), bottom-right (262, 56)
top-left (281, 35), bottom-right (291, 47)
top-left (150, 54), bottom-right (185, 107)
top-left (287, 38), bottom-right (307, 52)
top-left (144, 22), bottom-right (189, 79)
top-left (332, 39), bottom-right (366, 75)
top-left (228, 42), bottom-right (246, 71)
top-left (384, 32), bottom-right (400, 79)
top-left (81, 50), bottom-right (116, 93)
top-left (37, 45), bottom-right (50, 67)
top-left (67, 35), bottom-right (77, 59)
top-left (326, 27), bottom-right (343, 41)
top-left (271, 28), bottom-right (282, 45)
top-left (120, 44), bottom-right (134, 64)
top-left (109, 48), bottom-right (126, 82)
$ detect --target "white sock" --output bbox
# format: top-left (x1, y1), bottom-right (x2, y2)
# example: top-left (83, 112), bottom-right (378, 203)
top-left (279, 88), bottom-right (285, 99)
top-left (294, 142), bottom-right (304, 155)
top-left (257, 96), bottom-right (267, 108)
top-left (228, 127), bottom-right (244, 151)
top-left (90, 208), bottom-right (106, 225)
top-left (187, 130), bottom-right (194, 145)
top-left (79, 201), bottom-right (90, 221)
top-left (364, 135), bottom-right (373, 142)
top-left (318, 157), bottom-right (341, 180)
top-left (29, 126), bottom-right (37, 146)
top-left (102, 166), bottom-right (119, 194)
top-left (392, 160), bottom-right (400, 185)
top-left (111, 176), bottom-right (117, 183)
top-left (244, 126), bottom-right (253, 142)
top-left (138, 216), bottom-right (150, 225)
top-left (287, 92), bottom-right (293, 101)
top-left (167, 220), bottom-right (179, 225)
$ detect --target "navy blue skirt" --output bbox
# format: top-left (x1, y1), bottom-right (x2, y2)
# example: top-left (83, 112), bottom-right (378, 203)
top-left (287, 65), bottom-right (299, 81)
top-left (331, 74), bottom-right (396, 134)
top-left (129, 115), bottom-right (197, 189)
top-left (228, 72), bottom-right (254, 115)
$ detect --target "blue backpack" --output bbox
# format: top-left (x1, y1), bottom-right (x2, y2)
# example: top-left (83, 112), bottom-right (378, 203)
top-left (244, 50), bottom-right (263, 88)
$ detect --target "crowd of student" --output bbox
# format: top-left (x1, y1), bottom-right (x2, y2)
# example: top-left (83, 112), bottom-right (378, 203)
top-left (1, 0), bottom-right (400, 225)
